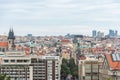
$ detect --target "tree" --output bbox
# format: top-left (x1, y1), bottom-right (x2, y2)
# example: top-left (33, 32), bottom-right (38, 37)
top-left (62, 58), bottom-right (68, 64)
top-left (61, 58), bottom-right (78, 79)
top-left (69, 58), bottom-right (78, 78)
top-left (106, 78), bottom-right (111, 80)
top-left (61, 59), bottom-right (70, 76)
top-left (0, 74), bottom-right (11, 80)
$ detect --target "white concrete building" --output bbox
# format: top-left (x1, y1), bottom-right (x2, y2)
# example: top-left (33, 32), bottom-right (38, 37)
top-left (0, 51), bottom-right (60, 80)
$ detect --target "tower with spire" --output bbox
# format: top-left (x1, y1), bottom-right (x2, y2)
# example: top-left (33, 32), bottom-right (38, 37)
top-left (8, 28), bottom-right (15, 50)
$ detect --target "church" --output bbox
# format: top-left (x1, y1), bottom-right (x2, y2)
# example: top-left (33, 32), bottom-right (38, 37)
top-left (0, 28), bottom-right (15, 52)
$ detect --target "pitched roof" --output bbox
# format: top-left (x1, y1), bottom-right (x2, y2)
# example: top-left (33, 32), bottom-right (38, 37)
top-left (0, 42), bottom-right (8, 47)
top-left (106, 53), bottom-right (120, 70)
top-left (61, 39), bottom-right (70, 43)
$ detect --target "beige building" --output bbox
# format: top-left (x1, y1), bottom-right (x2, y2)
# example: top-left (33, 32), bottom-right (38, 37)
top-left (61, 50), bottom-right (70, 60)
top-left (78, 57), bottom-right (99, 80)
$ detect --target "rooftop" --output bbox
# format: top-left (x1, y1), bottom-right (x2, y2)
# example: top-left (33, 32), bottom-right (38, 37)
top-left (107, 53), bottom-right (120, 70)
top-left (0, 42), bottom-right (8, 47)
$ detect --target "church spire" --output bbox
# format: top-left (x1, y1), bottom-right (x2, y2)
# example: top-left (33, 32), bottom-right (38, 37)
top-left (8, 28), bottom-right (16, 50)
top-left (8, 28), bottom-right (11, 36)
top-left (8, 28), bottom-right (15, 40)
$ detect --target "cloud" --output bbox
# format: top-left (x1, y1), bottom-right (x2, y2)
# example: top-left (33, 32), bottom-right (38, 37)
top-left (0, 0), bottom-right (120, 36)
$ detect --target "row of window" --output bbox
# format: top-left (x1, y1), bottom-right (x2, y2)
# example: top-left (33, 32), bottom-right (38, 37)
top-left (4, 59), bottom-right (29, 63)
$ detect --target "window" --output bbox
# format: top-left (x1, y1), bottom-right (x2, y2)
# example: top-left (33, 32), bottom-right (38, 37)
top-left (24, 60), bottom-right (29, 62)
top-left (17, 60), bottom-right (23, 62)
top-left (2, 48), bottom-right (5, 52)
top-left (11, 60), bottom-right (15, 62)
top-left (4, 60), bottom-right (9, 63)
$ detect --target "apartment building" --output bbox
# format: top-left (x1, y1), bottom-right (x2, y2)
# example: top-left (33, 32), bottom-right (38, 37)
top-left (99, 52), bottom-right (120, 80)
top-left (0, 51), bottom-right (60, 80)
top-left (78, 57), bottom-right (99, 80)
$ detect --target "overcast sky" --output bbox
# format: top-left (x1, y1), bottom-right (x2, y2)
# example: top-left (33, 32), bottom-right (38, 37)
top-left (0, 0), bottom-right (120, 36)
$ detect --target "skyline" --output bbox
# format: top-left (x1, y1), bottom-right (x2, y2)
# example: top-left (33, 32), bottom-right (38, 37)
top-left (0, 0), bottom-right (120, 36)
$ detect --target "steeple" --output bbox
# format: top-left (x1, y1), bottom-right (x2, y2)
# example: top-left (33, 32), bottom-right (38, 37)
top-left (11, 28), bottom-right (14, 35)
top-left (8, 28), bottom-right (11, 38)
top-left (8, 28), bottom-right (16, 50)
top-left (8, 28), bottom-right (15, 40)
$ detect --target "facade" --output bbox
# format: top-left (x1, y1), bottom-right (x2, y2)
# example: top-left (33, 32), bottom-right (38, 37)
top-left (0, 28), bottom-right (61, 80)
top-left (92, 30), bottom-right (97, 38)
top-left (92, 30), bottom-right (104, 38)
top-left (109, 29), bottom-right (118, 38)
top-left (115, 30), bottom-right (118, 36)
top-left (99, 52), bottom-right (120, 80)
top-left (0, 52), bottom-right (60, 80)
top-left (0, 42), bottom-right (8, 52)
top-left (97, 31), bottom-right (104, 38)
top-left (78, 58), bottom-right (99, 80)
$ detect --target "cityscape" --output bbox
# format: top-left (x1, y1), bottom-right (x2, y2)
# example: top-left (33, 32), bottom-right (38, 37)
top-left (0, 0), bottom-right (120, 80)
top-left (0, 29), bottom-right (120, 80)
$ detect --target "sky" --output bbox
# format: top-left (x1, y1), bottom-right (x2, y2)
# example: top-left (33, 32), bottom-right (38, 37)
top-left (0, 0), bottom-right (120, 36)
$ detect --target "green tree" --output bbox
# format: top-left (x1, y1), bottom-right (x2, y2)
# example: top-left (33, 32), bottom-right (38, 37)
top-left (0, 74), bottom-right (11, 80)
top-left (106, 78), bottom-right (111, 80)
top-left (61, 58), bottom-right (78, 79)
top-left (61, 59), bottom-right (71, 76)
top-left (69, 58), bottom-right (78, 78)
top-left (72, 67), bottom-right (78, 78)
top-left (62, 58), bottom-right (68, 64)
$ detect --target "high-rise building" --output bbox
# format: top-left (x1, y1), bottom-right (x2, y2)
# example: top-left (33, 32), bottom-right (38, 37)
top-left (97, 31), bottom-right (104, 38)
top-left (109, 29), bottom-right (118, 38)
top-left (27, 34), bottom-right (32, 37)
top-left (115, 30), bottom-right (118, 37)
top-left (92, 30), bottom-right (97, 37)
top-left (109, 29), bottom-right (114, 37)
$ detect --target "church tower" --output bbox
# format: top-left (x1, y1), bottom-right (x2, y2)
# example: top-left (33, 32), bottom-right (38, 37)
top-left (8, 28), bottom-right (15, 50)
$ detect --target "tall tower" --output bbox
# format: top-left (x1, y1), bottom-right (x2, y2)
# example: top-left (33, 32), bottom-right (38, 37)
top-left (92, 30), bottom-right (96, 37)
top-left (8, 28), bottom-right (15, 50)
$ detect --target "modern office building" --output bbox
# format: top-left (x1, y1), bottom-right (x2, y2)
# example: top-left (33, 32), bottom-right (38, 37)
top-left (92, 30), bottom-right (97, 38)
top-left (27, 34), bottom-right (32, 37)
top-left (97, 31), bottom-right (104, 38)
top-left (115, 30), bottom-right (118, 37)
top-left (109, 29), bottom-right (118, 38)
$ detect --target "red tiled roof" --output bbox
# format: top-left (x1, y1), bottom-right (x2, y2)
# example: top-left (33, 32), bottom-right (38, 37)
top-left (24, 47), bottom-right (30, 55)
top-left (107, 54), bottom-right (120, 70)
top-left (16, 46), bottom-right (22, 50)
top-left (61, 39), bottom-right (70, 43)
top-left (0, 42), bottom-right (8, 47)
top-left (80, 56), bottom-right (86, 60)
top-left (24, 47), bottom-right (30, 51)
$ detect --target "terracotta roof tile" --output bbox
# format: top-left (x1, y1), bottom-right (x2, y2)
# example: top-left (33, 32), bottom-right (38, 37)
top-left (61, 39), bottom-right (70, 43)
top-left (0, 42), bottom-right (8, 47)
top-left (107, 54), bottom-right (120, 70)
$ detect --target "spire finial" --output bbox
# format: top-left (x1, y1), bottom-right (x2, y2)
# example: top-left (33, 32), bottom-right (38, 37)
top-left (9, 27), bottom-right (11, 32)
